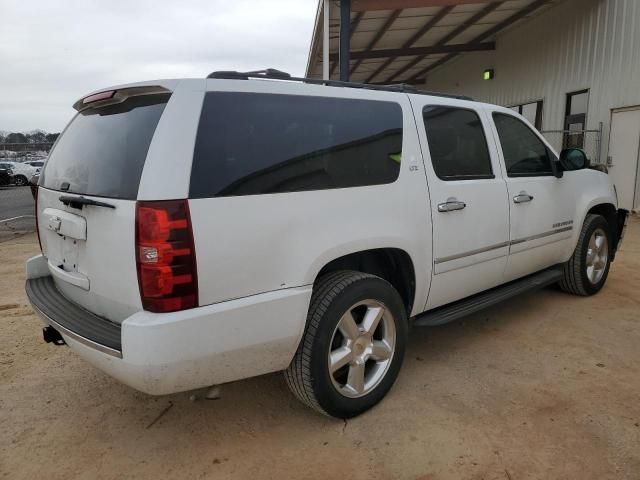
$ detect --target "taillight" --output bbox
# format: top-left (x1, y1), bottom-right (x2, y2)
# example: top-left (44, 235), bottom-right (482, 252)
top-left (34, 187), bottom-right (42, 252)
top-left (135, 200), bottom-right (198, 313)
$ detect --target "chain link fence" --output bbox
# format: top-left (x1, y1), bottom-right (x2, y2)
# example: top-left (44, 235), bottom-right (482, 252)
top-left (0, 142), bottom-right (53, 161)
top-left (541, 123), bottom-right (603, 165)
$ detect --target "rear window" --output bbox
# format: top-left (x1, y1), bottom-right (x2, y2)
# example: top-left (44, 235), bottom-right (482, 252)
top-left (190, 92), bottom-right (403, 198)
top-left (42, 93), bottom-right (170, 199)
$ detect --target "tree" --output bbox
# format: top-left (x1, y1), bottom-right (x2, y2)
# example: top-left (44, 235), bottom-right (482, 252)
top-left (28, 131), bottom-right (47, 144)
top-left (45, 133), bottom-right (60, 143)
top-left (6, 132), bottom-right (27, 144)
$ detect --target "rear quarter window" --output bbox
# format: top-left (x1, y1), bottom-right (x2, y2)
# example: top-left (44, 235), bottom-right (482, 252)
top-left (189, 92), bottom-right (403, 198)
top-left (42, 93), bottom-right (170, 199)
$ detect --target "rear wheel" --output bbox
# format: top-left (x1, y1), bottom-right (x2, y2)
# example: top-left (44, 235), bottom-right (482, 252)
top-left (559, 214), bottom-right (612, 296)
top-left (14, 175), bottom-right (28, 187)
top-left (285, 271), bottom-right (407, 418)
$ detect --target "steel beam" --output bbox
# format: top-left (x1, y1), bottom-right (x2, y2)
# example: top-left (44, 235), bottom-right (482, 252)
top-left (331, 41), bottom-right (495, 61)
top-left (407, 0), bottom-right (550, 82)
top-left (340, 0), bottom-right (352, 82)
top-left (385, 1), bottom-right (503, 83)
top-left (322, 0), bottom-right (330, 80)
top-left (353, 0), bottom-right (492, 10)
top-left (350, 9), bottom-right (402, 75)
top-left (364, 5), bottom-right (453, 84)
top-left (330, 12), bottom-right (364, 78)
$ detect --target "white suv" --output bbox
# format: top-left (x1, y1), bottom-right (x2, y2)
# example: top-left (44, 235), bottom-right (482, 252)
top-left (25, 70), bottom-right (629, 418)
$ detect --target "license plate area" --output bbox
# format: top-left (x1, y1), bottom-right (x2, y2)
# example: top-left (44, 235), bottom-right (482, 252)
top-left (41, 208), bottom-right (90, 290)
top-left (52, 236), bottom-right (81, 272)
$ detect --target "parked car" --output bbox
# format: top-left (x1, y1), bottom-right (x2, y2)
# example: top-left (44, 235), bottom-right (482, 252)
top-left (25, 71), bottom-right (629, 418)
top-left (0, 166), bottom-right (12, 186)
top-left (0, 161), bottom-right (38, 186)
top-left (25, 160), bottom-right (46, 169)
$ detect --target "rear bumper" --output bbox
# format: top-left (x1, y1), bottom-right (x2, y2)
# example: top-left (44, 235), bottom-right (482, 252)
top-left (26, 276), bottom-right (122, 357)
top-left (25, 255), bottom-right (312, 395)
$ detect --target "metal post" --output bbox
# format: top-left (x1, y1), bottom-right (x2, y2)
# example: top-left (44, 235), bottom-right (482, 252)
top-left (322, 0), bottom-right (330, 80)
top-left (597, 121), bottom-right (603, 164)
top-left (340, 0), bottom-right (351, 82)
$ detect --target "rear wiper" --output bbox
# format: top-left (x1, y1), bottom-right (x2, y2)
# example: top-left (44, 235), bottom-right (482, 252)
top-left (59, 195), bottom-right (116, 210)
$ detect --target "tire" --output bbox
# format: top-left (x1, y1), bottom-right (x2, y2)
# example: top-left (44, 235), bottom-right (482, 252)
top-left (285, 271), bottom-right (408, 418)
top-left (559, 214), bottom-right (612, 296)
top-left (14, 175), bottom-right (28, 187)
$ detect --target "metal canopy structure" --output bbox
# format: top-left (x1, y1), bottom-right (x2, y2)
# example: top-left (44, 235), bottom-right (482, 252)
top-left (306, 0), bottom-right (559, 84)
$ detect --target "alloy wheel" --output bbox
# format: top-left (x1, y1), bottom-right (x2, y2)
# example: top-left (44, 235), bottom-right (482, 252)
top-left (585, 227), bottom-right (608, 284)
top-left (327, 300), bottom-right (396, 398)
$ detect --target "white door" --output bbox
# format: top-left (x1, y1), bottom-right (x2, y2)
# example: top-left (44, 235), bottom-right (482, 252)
top-left (489, 111), bottom-right (577, 281)
top-left (410, 98), bottom-right (510, 309)
top-left (608, 108), bottom-right (640, 211)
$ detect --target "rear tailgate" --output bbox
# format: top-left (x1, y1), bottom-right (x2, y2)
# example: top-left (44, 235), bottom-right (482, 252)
top-left (37, 188), bottom-right (139, 322)
top-left (37, 86), bottom-right (172, 323)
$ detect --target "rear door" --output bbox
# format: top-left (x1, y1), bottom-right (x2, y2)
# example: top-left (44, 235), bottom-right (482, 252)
top-left (37, 87), bottom-right (173, 322)
top-left (410, 98), bottom-right (510, 309)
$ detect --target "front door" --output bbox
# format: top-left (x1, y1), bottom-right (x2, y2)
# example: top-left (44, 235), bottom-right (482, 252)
top-left (411, 99), bottom-right (510, 309)
top-left (490, 111), bottom-right (576, 281)
top-left (608, 108), bottom-right (640, 210)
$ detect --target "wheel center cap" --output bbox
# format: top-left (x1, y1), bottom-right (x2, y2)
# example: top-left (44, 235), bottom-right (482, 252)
top-left (353, 338), bottom-right (368, 355)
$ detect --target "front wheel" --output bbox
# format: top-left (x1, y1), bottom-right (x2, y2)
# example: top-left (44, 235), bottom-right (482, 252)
top-left (559, 214), bottom-right (612, 296)
top-left (285, 271), bottom-right (407, 418)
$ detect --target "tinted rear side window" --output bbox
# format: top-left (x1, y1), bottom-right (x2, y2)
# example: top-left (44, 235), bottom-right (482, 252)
top-left (42, 93), bottom-right (170, 199)
top-left (422, 106), bottom-right (493, 180)
top-left (190, 92), bottom-right (403, 198)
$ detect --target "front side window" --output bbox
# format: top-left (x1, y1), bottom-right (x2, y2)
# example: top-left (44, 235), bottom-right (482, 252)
top-left (509, 100), bottom-right (543, 130)
top-left (422, 106), bottom-right (493, 181)
top-left (493, 113), bottom-right (553, 177)
top-left (190, 93), bottom-right (403, 198)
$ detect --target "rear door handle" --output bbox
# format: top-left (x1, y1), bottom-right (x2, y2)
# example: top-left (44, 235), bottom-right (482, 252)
top-left (513, 192), bottom-right (534, 204)
top-left (438, 198), bottom-right (466, 212)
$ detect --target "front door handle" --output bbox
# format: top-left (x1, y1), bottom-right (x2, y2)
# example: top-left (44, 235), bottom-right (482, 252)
top-left (513, 192), bottom-right (534, 204)
top-left (438, 198), bottom-right (466, 212)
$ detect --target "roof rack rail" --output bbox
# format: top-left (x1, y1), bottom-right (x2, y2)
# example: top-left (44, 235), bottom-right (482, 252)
top-left (206, 69), bottom-right (473, 101)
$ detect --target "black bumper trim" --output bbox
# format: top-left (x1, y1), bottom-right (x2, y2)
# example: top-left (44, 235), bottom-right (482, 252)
top-left (25, 276), bottom-right (122, 358)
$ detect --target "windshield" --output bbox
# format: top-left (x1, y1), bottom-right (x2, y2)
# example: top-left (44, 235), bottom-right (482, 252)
top-left (42, 93), bottom-right (170, 199)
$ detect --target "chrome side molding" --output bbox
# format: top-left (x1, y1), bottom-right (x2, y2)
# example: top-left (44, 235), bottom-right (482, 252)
top-left (435, 226), bottom-right (574, 265)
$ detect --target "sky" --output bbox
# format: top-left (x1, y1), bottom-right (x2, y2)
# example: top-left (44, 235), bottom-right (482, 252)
top-left (0, 0), bottom-right (318, 133)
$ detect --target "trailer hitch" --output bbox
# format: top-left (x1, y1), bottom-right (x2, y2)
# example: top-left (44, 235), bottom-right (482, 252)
top-left (43, 326), bottom-right (66, 346)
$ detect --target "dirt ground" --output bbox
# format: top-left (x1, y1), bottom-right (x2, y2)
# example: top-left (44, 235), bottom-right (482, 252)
top-left (1, 219), bottom-right (639, 480)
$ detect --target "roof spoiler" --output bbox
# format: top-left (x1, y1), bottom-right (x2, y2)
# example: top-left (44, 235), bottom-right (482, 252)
top-left (73, 85), bottom-right (172, 112)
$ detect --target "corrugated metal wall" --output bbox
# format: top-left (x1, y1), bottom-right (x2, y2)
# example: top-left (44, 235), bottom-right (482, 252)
top-left (422, 0), bottom-right (640, 162)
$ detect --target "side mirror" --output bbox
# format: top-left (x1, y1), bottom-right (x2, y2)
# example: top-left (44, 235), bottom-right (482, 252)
top-left (559, 148), bottom-right (589, 171)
